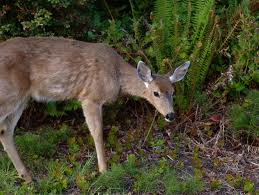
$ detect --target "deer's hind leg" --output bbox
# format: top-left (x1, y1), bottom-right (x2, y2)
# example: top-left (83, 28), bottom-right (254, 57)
top-left (0, 100), bottom-right (32, 182)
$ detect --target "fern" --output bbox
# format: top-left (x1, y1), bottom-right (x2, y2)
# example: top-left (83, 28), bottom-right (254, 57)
top-left (187, 2), bottom-right (220, 96)
top-left (151, 0), bottom-right (225, 108)
top-left (182, 0), bottom-right (192, 40)
top-left (154, 0), bottom-right (172, 29)
top-left (191, 0), bottom-right (214, 45)
top-left (44, 102), bottom-right (64, 117)
top-left (43, 100), bottom-right (81, 117)
top-left (153, 0), bottom-right (173, 66)
top-left (220, 4), bottom-right (242, 50)
top-left (64, 100), bottom-right (81, 111)
top-left (171, 0), bottom-right (180, 55)
top-left (151, 23), bottom-right (167, 70)
top-left (196, 13), bottom-right (219, 87)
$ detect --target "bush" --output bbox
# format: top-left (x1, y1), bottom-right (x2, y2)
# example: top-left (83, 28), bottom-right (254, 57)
top-left (0, 0), bottom-right (99, 40)
top-left (229, 90), bottom-right (259, 140)
top-left (228, 13), bottom-right (258, 96)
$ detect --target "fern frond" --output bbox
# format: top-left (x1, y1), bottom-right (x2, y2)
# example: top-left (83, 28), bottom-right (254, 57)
top-left (187, 10), bottom-right (219, 94)
top-left (154, 0), bottom-right (172, 26)
top-left (191, 0), bottom-right (214, 46)
top-left (219, 5), bottom-right (242, 50)
top-left (152, 0), bottom-right (174, 67)
top-left (171, 0), bottom-right (179, 49)
top-left (182, 0), bottom-right (192, 39)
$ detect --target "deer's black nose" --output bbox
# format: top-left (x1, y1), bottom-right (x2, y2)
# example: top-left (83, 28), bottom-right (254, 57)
top-left (165, 112), bottom-right (175, 122)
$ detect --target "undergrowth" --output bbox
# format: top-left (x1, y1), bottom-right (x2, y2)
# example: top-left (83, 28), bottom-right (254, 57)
top-left (104, 0), bottom-right (256, 113)
top-left (229, 90), bottom-right (259, 140)
top-left (0, 0), bottom-right (257, 194)
top-left (0, 125), bottom-right (205, 194)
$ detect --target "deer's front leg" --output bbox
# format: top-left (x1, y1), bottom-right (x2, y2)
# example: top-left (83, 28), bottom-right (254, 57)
top-left (82, 101), bottom-right (107, 173)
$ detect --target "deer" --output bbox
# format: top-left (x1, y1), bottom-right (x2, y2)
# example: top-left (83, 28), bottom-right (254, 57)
top-left (0, 37), bottom-right (190, 182)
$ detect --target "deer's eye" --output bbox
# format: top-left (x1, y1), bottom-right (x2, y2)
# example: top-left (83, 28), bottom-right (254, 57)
top-left (153, 92), bottom-right (160, 97)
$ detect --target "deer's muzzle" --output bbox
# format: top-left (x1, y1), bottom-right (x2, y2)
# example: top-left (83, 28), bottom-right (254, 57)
top-left (165, 112), bottom-right (175, 122)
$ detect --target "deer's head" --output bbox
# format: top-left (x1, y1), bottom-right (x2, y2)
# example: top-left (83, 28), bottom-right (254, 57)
top-left (137, 61), bottom-right (190, 122)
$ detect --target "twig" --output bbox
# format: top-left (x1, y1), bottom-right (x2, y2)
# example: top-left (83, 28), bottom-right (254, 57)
top-left (103, 0), bottom-right (114, 21)
top-left (195, 104), bottom-right (199, 121)
top-left (129, 0), bottom-right (136, 21)
top-left (137, 50), bottom-right (151, 66)
top-left (249, 161), bottom-right (259, 167)
top-left (213, 129), bottom-right (221, 147)
top-left (219, 19), bottom-right (240, 50)
top-left (186, 136), bottom-right (217, 153)
top-left (167, 155), bottom-right (174, 162)
top-left (197, 126), bottom-right (206, 144)
top-left (214, 115), bottom-right (225, 148)
top-left (222, 181), bottom-right (236, 190)
top-left (142, 111), bottom-right (158, 146)
top-left (174, 112), bottom-right (194, 131)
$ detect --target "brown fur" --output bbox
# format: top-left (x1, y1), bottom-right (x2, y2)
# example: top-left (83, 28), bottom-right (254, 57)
top-left (0, 37), bottom-right (180, 182)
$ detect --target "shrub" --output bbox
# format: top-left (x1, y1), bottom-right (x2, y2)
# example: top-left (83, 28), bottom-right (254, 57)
top-left (229, 90), bottom-right (259, 140)
top-left (0, 0), bottom-right (99, 40)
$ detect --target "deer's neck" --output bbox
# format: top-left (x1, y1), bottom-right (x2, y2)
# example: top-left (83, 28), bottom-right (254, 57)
top-left (119, 63), bottom-right (148, 98)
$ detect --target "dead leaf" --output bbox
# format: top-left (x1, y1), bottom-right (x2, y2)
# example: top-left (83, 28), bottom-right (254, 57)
top-left (210, 115), bottom-right (222, 122)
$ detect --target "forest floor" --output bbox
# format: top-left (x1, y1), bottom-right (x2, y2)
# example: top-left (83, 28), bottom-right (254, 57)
top-left (0, 99), bottom-right (258, 194)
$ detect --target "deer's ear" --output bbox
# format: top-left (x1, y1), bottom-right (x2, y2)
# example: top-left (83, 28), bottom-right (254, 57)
top-left (137, 61), bottom-right (153, 82)
top-left (169, 61), bottom-right (190, 83)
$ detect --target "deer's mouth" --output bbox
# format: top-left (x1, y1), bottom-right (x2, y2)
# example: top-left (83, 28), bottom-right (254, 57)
top-left (165, 118), bottom-right (173, 122)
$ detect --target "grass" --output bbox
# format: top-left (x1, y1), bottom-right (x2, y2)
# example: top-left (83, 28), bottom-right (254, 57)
top-left (0, 124), bottom-right (205, 194)
top-left (0, 116), bottom-right (257, 194)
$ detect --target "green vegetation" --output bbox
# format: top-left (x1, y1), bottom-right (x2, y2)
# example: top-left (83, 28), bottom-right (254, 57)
top-left (229, 90), bottom-right (259, 140)
top-left (1, 122), bottom-right (256, 193)
top-left (0, 0), bottom-right (99, 40)
top-left (152, 0), bottom-right (220, 101)
top-left (0, 0), bottom-right (257, 193)
top-left (43, 100), bottom-right (81, 117)
top-left (0, 125), bottom-right (205, 194)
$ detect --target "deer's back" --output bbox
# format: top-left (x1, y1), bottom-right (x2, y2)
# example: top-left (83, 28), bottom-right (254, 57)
top-left (0, 37), bottom-right (123, 104)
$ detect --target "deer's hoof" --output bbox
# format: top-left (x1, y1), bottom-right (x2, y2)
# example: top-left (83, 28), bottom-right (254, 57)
top-left (99, 166), bottom-right (108, 173)
top-left (20, 173), bottom-right (32, 183)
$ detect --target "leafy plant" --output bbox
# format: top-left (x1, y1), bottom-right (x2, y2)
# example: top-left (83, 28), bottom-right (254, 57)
top-left (134, 159), bottom-right (204, 194)
top-left (0, 0), bottom-right (99, 40)
top-left (111, 0), bottom-right (255, 113)
top-left (38, 160), bottom-right (70, 193)
top-left (229, 90), bottom-right (259, 139)
top-left (16, 125), bottom-right (71, 159)
top-left (134, 162), bottom-right (165, 193)
top-left (210, 178), bottom-right (222, 190)
top-left (126, 0), bottom-right (221, 110)
top-left (243, 179), bottom-right (255, 194)
top-left (94, 164), bottom-right (127, 193)
top-left (43, 100), bottom-right (81, 117)
top-left (213, 0), bottom-right (258, 100)
top-left (225, 174), bottom-right (242, 188)
top-left (228, 14), bottom-right (258, 96)
top-left (163, 170), bottom-right (204, 194)
top-left (106, 20), bottom-right (124, 46)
